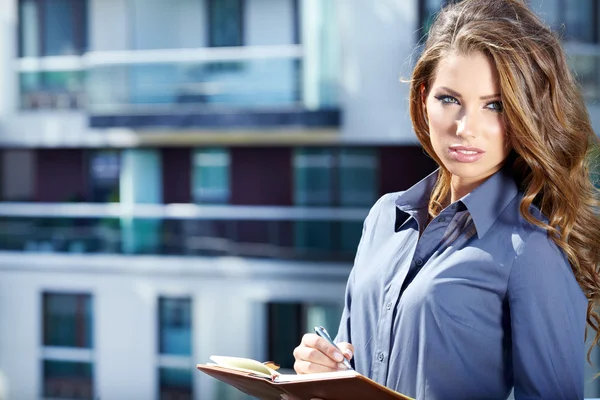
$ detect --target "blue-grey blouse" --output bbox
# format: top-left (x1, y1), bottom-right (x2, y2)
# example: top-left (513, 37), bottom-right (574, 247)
top-left (335, 165), bottom-right (587, 400)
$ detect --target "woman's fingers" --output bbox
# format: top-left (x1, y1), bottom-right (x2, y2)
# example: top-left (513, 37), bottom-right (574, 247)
top-left (302, 333), bottom-right (346, 363)
top-left (293, 333), bottom-right (350, 373)
top-left (293, 347), bottom-right (339, 372)
top-left (335, 342), bottom-right (355, 362)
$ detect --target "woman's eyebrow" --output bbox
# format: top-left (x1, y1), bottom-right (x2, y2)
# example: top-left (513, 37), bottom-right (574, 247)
top-left (480, 93), bottom-right (501, 100)
top-left (436, 86), bottom-right (500, 100)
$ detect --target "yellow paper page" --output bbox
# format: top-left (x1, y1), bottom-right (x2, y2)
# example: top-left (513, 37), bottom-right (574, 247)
top-left (209, 356), bottom-right (278, 379)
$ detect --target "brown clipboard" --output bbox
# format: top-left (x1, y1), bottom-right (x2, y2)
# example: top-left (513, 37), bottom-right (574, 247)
top-left (197, 364), bottom-right (414, 400)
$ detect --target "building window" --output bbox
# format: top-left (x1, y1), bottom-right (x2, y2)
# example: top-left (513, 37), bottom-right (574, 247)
top-left (88, 150), bottom-right (121, 203)
top-left (528, 0), bottom-right (599, 44)
top-left (158, 297), bottom-right (193, 400)
top-left (293, 148), bottom-right (335, 206)
top-left (293, 147), bottom-right (378, 255)
top-left (43, 360), bottom-right (93, 400)
top-left (267, 302), bottom-right (343, 370)
top-left (550, 0), bottom-right (598, 43)
top-left (19, 0), bottom-right (88, 57)
top-left (192, 148), bottom-right (231, 204)
top-left (158, 367), bottom-right (193, 400)
top-left (293, 147), bottom-right (378, 208)
top-left (208, 0), bottom-right (244, 47)
top-left (18, 0), bottom-right (88, 109)
top-left (338, 148), bottom-right (378, 207)
top-left (338, 148), bottom-right (377, 253)
top-left (293, 148), bottom-right (336, 253)
top-left (43, 293), bottom-right (93, 349)
top-left (42, 292), bottom-right (94, 400)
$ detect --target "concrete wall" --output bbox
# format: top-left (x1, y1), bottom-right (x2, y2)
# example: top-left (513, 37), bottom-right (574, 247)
top-left (245, 0), bottom-right (295, 46)
top-left (89, 0), bottom-right (129, 51)
top-left (130, 0), bottom-right (206, 50)
top-left (337, 0), bottom-right (419, 143)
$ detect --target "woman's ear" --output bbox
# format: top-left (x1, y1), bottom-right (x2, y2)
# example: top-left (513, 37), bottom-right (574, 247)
top-left (420, 84), bottom-right (428, 117)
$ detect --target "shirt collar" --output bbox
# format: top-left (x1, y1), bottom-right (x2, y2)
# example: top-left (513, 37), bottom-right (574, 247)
top-left (395, 169), bottom-right (438, 212)
top-left (394, 170), bottom-right (438, 231)
top-left (394, 169), bottom-right (439, 232)
top-left (394, 163), bottom-right (518, 239)
top-left (461, 163), bottom-right (518, 239)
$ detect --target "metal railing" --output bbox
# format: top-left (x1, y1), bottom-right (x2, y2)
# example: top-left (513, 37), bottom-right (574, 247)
top-left (0, 203), bottom-right (367, 262)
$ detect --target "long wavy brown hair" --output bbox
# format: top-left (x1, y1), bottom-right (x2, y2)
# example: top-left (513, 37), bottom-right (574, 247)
top-left (409, 0), bottom-right (600, 361)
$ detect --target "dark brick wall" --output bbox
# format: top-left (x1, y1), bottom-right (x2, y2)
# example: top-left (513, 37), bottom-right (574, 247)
top-left (230, 147), bottom-right (293, 206)
top-left (161, 148), bottom-right (192, 204)
top-left (378, 146), bottom-right (437, 195)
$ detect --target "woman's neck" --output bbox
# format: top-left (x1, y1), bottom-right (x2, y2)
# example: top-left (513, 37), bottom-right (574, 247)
top-left (449, 176), bottom-right (485, 204)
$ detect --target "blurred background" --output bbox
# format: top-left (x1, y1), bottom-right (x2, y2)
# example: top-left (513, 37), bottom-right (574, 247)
top-left (0, 0), bottom-right (599, 399)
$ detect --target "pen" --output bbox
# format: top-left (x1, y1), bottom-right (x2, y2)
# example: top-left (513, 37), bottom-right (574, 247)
top-left (313, 325), bottom-right (353, 370)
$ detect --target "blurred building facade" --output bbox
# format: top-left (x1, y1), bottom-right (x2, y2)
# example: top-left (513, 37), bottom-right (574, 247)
top-left (0, 0), bottom-right (598, 399)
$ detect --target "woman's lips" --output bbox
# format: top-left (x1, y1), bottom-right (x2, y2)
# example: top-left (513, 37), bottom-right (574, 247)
top-left (448, 146), bottom-right (485, 163)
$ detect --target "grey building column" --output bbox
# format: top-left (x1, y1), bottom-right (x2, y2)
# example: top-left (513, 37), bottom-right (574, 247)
top-left (0, 0), bottom-right (17, 121)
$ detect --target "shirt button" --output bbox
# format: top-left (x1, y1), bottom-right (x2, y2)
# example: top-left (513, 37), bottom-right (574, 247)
top-left (415, 259), bottom-right (423, 267)
top-left (386, 302), bottom-right (392, 310)
top-left (438, 216), bottom-right (446, 223)
top-left (377, 352), bottom-right (384, 362)
top-left (451, 204), bottom-right (458, 210)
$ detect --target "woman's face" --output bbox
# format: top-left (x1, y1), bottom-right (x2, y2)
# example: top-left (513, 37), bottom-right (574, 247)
top-left (425, 51), bottom-right (511, 188)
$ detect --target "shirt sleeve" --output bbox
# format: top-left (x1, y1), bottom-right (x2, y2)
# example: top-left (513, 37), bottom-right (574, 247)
top-left (508, 230), bottom-right (587, 399)
top-left (334, 219), bottom-right (363, 345)
top-left (334, 193), bottom-right (392, 345)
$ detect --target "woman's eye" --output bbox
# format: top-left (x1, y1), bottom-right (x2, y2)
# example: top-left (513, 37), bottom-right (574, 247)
top-left (434, 95), bottom-right (459, 105)
top-left (486, 101), bottom-right (503, 112)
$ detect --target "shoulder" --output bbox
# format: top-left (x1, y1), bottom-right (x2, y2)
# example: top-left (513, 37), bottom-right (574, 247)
top-left (494, 191), bottom-right (557, 252)
top-left (354, 192), bottom-right (406, 252)
top-left (506, 193), bottom-right (565, 263)
top-left (506, 195), bottom-right (585, 300)
top-left (509, 195), bottom-right (560, 255)
top-left (364, 191), bottom-right (404, 228)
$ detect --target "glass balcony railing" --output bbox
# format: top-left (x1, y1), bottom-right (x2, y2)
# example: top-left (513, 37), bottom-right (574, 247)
top-left (87, 59), bottom-right (302, 113)
top-left (20, 71), bottom-right (85, 109)
top-left (0, 203), bottom-right (366, 263)
top-left (16, 46), bottom-right (339, 112)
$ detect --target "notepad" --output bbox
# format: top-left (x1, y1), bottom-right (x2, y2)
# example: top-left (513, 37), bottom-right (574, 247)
top-left (198, 355), bottom-right (414, 400)
top-left (208, 355), bottom-right (358, 382)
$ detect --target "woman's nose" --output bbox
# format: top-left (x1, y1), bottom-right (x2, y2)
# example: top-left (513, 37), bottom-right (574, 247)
top-left (456, 113), bottom-right (477, 138)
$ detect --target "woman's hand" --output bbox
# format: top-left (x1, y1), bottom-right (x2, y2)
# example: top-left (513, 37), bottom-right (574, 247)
top-left (293, 333), bottom-right (354, 374)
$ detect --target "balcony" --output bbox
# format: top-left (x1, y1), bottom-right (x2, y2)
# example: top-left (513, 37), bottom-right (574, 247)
top-left (16, 45), bottom-right (340, 129)
top-left (0, 203), bottom-right (366, 263)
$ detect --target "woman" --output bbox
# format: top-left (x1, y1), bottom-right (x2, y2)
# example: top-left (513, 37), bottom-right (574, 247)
top-left (293, 0), bottom-right (600, 399)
